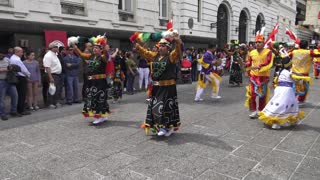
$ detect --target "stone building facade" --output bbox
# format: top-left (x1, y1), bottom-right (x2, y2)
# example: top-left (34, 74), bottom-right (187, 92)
top-left (302, 0), bottom-right (320, 43)
top-left (0, 0), bottom-right (296, 52)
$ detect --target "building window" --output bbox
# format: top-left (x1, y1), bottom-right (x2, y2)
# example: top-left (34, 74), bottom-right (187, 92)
top-left (118, 0), bottom-right (135, 22)
top-left (118, 0), bottom-right (133, 12)
top-left (61, 0), bottom-right (85, 16)
top-left (197, 0), bottom-right (202, 22)
top-left (159, 0), bottom-right (168, 19)
top-left (0, 0), bottom-right (10, 6)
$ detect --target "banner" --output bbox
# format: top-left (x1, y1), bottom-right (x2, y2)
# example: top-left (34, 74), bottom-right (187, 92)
top-left (44, 30), bottom-right (67, 48)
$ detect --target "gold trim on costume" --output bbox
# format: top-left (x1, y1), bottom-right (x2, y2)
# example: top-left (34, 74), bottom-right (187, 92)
top-left (88, 74), bottom-right (107, 80)
top-left (258, 111), bottom-right (304, 126)
top-left (153, 79), bottom-right (176, 86)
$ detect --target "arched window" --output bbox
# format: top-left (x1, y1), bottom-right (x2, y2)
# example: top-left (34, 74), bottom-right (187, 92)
top-left (217, 4), bottom-right (229, 48)
top-left (239, 10), bottom-right (248, 43)
top-left (255, 13), bottom-right (265, 34)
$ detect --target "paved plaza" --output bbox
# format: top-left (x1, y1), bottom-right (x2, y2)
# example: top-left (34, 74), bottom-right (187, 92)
top-left (0, 75), bottom-right (320, 180)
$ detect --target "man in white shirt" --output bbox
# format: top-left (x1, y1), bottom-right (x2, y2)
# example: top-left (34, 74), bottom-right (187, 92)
top-left (43, 41), bottom-right (62, 108)
top-left (9, 47), bottom-right (31, 115)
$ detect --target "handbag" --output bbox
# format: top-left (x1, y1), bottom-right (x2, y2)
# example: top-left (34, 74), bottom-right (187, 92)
top-left (5, 71), bottom-right (18, 84)
top-left (5, 64), bottom-right (21, 84)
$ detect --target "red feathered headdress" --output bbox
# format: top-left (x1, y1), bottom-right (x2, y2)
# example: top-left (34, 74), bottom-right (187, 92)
top-left (129, 32), bottom-right (140, 43)
top-left (255, 27), bottom-right (265, 42)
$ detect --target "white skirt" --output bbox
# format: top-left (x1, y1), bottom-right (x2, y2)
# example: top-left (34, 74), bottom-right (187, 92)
top-left (259, 86), bottom-right (304, 125)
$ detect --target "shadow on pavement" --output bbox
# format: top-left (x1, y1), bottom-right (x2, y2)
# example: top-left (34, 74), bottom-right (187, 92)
top-left (291, 124), bottom-right (320, 133)
top-left (299, 102), bottom-right (320, 109)
top-left (150, 132), bottom-right (234, 151)
top-left (91, 120), bottom-right (141, 129)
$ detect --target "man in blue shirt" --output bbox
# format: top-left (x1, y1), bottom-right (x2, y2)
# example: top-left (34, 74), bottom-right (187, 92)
top-left (64, 47), bottom-right (81, 105)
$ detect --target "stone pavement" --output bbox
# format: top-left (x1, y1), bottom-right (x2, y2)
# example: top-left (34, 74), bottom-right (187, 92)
top-left (0, 75), bottom-right (320, 180)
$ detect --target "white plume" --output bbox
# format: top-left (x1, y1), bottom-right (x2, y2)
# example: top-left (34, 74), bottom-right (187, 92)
top-left (260, 26), bottom-right (265, 35)
top-left (68, 36), bottom-right (79, 47)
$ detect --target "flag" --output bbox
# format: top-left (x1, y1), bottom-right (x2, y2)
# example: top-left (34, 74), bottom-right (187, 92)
top-left (264, 23), bottom-right (279, 48)
top-left (44, 30), bottom-right (67, 48)
top-left (167, 19), bottom-right (173, 30)
top-left (285, 28), bottom-right (300, 45)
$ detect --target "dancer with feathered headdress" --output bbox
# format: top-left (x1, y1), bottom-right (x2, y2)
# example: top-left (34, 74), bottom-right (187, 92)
top-left (245, 27), bottom-right (274, 119)
top-left (71, 34), bottom-right (111, 125)
top-left (132, 28), bottom-right (183, 137)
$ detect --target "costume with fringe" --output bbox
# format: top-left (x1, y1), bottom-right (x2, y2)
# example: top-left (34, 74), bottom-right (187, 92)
top-left (245, 48), bottom-right (273, 111)
top-left (313, 49), bottom-right (320, 78)
top-left (111, 63), bottom-right (125, 101)
top-left (259, 69), bottom-right (304, 126)
top-left (290, 49), bottom-right (317, 102)
top-left (75, 48), bottom-right (110, 118)
top-left (195, 51), bottom-right (222, 100)
top-left (135, 40), bottom-right (182, 133)
top-left (229, 51), bottom-right (243, 85)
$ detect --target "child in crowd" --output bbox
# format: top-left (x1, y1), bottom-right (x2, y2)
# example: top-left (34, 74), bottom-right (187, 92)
top-left (259, 55), bottom-right (304, 129)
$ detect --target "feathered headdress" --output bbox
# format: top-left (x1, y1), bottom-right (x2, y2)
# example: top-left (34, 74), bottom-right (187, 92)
top-left (129, 20), bottom-right (178, 43)
top-left (129, 31), bottom-right (177, 43)
top-left (255, 27), bottom-right (265, 42)
top-left (89, 33), bottom-right (108, 48)
top-left (67, 36), bottom-right (88, 47)
top-left (68, 36), bottom-right (79, 47)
